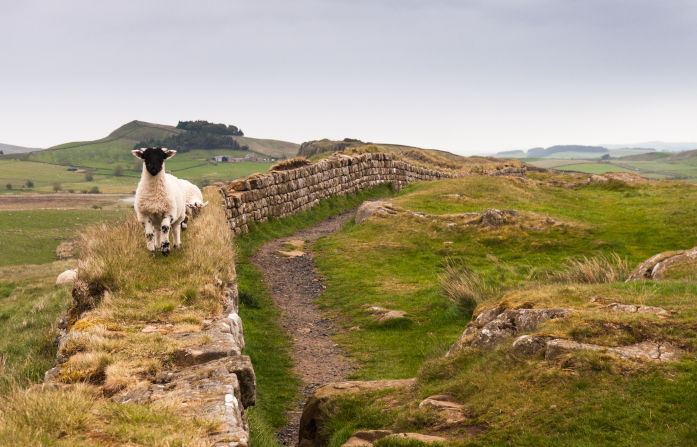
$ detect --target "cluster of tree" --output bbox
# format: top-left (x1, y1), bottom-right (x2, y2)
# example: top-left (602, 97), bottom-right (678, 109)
top-left (176, 120), bottom-right (243, 136)
top-left (133, 121), bottom-right (248, 153)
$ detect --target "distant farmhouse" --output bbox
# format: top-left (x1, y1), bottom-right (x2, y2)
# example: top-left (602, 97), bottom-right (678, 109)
top-left (213, 153), bottom-right (276, 163)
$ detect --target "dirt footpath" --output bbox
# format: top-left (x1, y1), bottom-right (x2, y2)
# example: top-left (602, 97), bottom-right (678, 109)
top-left (251, 210), bottom-right (357, 446)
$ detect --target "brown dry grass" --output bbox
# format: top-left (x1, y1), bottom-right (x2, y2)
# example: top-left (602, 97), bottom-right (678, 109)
top-left (549, 253), bottom-right (631, 284)
top-left (270, 157), bottom-right (312, 171)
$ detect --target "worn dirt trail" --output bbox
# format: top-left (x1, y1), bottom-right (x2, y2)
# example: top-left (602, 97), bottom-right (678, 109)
top-left (251, 210), bottom-right (357, 446)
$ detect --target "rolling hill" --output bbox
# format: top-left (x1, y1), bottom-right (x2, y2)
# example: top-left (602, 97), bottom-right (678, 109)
top-left (0, 143), bottom-right (42, 154)
top-left (0, 120), bottom-right (299, 193)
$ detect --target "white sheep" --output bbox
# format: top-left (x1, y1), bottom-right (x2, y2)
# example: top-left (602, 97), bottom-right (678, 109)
top-left (131, 147), bottom-right (187, 255)
top-left (176, 178), bottom-right (208, 230)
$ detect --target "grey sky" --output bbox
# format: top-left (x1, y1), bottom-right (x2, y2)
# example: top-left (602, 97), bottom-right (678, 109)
top-left (2, 0), bottom-right (697, 154)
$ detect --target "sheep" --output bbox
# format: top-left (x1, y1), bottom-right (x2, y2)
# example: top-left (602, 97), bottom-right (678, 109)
top-left (176, 178), bottom-right (208, 231)
top-left (131, 147), bottom-right (187, 255)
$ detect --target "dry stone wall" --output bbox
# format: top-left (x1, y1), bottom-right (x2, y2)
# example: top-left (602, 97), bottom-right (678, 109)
top-left (220, 152), bottom-right (525, 234)
top-left (45, 281), bottom-right (256, 447)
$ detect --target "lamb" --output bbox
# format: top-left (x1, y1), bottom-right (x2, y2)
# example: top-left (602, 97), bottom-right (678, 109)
top-left (176, 178), bottom-right (208, 231)
top-left (132, 147), bottom-right (188, 255)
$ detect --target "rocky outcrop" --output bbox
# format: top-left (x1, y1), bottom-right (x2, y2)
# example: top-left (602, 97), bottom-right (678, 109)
top-left (510, 335), bottom-right (683, 363)
top-left (626, 247), bottom-right (697, 281)
top-left (447, 307), bottom-right (573, 355)
top-left (299, 379), bottom-right (416, 447)
top-left (588, 172), bottom-right (647, 185)
top-left (220, 153), bottom-right (526, 234)
top-left (354, 201), bottom-right (398, 224)
top-left (418, 393), bottom-right (471, 428)
top-left (544, 339), bottom-right (683, 363)
top-left (341, 431), bottom-right (447, 446)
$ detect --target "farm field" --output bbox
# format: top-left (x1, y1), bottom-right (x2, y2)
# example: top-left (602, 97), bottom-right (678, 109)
top-left (0, 208), bottom-right (128, 266)
top-left (526, 149), bottom-right (697, 181)
top-left (0, 261), bottom-right (75, 392)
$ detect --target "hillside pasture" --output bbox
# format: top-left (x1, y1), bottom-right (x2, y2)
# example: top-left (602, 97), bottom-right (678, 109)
top-left (0, 208), bottom-right (127, 266)
top-left (551, 162), bottom-right (634, 175)
top-left (304, 174), bottom-right (697, 445)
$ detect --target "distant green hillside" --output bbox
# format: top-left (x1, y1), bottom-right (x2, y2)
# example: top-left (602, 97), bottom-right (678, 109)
top-left (231, 135), bottom-right (299, 158)
top-left (0, 121), bottom-right (282, 193)
top-left (528, 149), bottom-right (697, 181)
top-left (29, 120), bottom-right (182, 169)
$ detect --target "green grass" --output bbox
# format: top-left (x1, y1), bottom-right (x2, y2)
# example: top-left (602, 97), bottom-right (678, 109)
top-left (235, 185), bottom-right (396, 446)
top-left (304, 174), bottom-right (697, 444)
top-left (0, 209), bottom-right (127, 266)
top-left (550, 162), bottom-right (634, 175)
top-left (0, 261), bottom-right (76, 393)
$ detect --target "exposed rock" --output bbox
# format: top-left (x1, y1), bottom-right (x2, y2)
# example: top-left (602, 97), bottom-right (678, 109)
top-left (299, 379), bottom-right (416, 447)
top-left (588, 174), bottom-right (609, 184)
top-left (55, 241), bottom-right (75, 259)
top-left (511, 335), bottom-right (553, 358)
top-left (111, 357), bottom-right (251, 447)
top-left (448, 307), bottom-right (573, 355)
top-left (342, 430), bottom-right (394, 447)
top-left (478, 208), bottom-right (518, 227)
top-left (588, 172), bottom-right (647, 185)
top-left (418, 393), bottom-right (470, 427)
top-left (278, 249), bottom-right (305, 258)
top-left (340, 430), bottom-right (447, 447)
top-left (604, 302), bottom-right (668, 316)
top-left (388, 433), bottom-right (447, 443)
top-left (366, 306), bottom-right (408, 322)
top-left (626, 247), bottom-right (697, 281)
top-left (545, 339), bottom-right (683, 363)
top-left (355, 201), bottom-right (398, 224)
top-left (55, 269), bottom-right (77, 285)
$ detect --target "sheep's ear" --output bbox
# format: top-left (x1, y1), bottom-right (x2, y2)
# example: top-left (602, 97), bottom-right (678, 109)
top-left (132, 149), bottom-right (145, 159)
top-left (163, 148), bottom-right (177, 159)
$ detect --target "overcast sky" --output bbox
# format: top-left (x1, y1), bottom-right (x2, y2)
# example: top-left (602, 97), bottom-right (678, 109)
top-left (2, 0), bottom-right (697, 154)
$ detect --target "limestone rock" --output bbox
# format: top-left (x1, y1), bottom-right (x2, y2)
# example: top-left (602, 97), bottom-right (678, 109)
top-left (545, 339), bottom-right (683, 362)
top-left (448, 307), bottom-right (572, 355)
top-left (299, 379), bottom-right (416, 447)
top-left (511, 335), bottom-right (553, 358)
top-left (478, 208), bottom-right (518, 227)
top-left (418, 393), bottom-right (470, 427)
top-left (626, 247), bottom-right (697, 281)
top-left (56, 269), bottom-right (77, 285)
top-left (366, 306), bottom-right (408, 322)
top-left (388, 433), bottom-right (447, 443)
top-left (342, 430), bottom-right (394, 446)
top-left (112, 358), bottom-right (250, 447)
top-left (355, 201), bottom-right (398, 224)
top-left (604, 302), bottom-right (668, 316)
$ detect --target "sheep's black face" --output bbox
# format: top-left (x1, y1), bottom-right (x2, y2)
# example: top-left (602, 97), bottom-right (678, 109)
top-left (132, 147), bottom-right (176, 176)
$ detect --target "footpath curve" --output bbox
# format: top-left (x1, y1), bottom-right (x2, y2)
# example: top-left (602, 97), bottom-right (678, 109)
top-left (252, 209), bottom-right (357, 446)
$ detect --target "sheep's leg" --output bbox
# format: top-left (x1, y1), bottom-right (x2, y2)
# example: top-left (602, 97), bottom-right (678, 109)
top-left (172, 218), bottom-right (182, 249)
top-left (160, 215), bottom-right (172, 256)
top-left (143, 218), bottom-right (156, 252)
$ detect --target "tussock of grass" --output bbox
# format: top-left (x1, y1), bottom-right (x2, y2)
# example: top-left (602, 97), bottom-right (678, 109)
top-left (270, 157), bottom-right (312, 171)
top-left (549, 253), bottom-right (630, 283)
top-left (0, 384), bottom-right (219, 446)
top-left (439, 259), bottom-right (499, 316)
